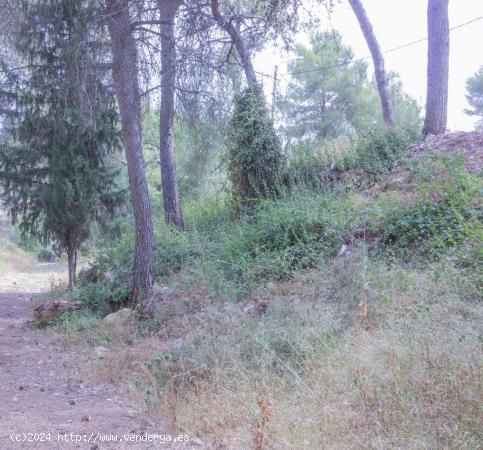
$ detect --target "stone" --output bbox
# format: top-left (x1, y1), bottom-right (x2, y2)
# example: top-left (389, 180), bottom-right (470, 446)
top-left (337, 244), bottom-right (348, 257)
top-left (266, 282), bottom-right (276, 292)
top-left (103, 308), bottom-right (132, 325)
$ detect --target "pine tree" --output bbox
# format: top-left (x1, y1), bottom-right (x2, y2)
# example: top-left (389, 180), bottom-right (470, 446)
top-left (423, 0), bottom-right (449, 136)
top-left (0, 0), bottom-right (123, 290)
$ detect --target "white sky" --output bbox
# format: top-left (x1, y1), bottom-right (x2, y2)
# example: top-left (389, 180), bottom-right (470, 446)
top-left (255, 0), bottom-right (483, 131)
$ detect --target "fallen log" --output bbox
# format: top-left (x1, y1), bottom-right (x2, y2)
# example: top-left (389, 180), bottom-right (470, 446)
top-left (33, 300), bottom-right (85, 324)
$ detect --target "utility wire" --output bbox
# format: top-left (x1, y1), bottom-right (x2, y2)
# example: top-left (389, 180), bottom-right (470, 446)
top-left (255, 15), bottom-right (482, 80)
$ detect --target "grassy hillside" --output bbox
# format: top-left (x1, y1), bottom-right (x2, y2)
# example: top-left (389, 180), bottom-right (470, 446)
top-left (52, 130), bottom-right (482, 449)
top-left (0, 208), bottom-right (33, 273)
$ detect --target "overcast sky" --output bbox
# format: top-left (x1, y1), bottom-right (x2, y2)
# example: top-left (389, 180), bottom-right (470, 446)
top-left (255, 0), bottom-right (483, 131)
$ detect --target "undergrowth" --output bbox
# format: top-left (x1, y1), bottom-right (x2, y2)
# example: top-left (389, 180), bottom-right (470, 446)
top-left (377, 156), bottom-right (481, 258)
top-left (50, 131), bottom-right (483, 449)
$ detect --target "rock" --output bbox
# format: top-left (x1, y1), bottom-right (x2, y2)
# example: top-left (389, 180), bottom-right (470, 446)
top-left (243, 298), bottom-right (269, 316)
top-left (93, 346), bottom-right (109, 359)
top-left (33, 301), bottom-right (85, 324)
top-left (337, 244), bottom-right (348, 257)
top-left (78, 264), bottom-right (104, 286)
top-left (103, 308), bottom-right (132, 325)
top-left (37, 249), bottom-right (57, 263)
top-left (243, 303), bottom-right (256, 315)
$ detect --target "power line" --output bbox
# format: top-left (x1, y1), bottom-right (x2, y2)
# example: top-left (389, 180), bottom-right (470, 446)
top-left (257, 15), bottom-right (482, 79)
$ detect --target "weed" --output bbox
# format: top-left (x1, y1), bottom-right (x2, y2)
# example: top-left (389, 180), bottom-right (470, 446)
top-left (378, 157), bottom-right (481, 258)
top-left (345, 125), bottom-right (419, 178)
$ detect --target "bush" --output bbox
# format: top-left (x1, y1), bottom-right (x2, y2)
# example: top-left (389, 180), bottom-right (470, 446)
top-left (75, 282), bottom-right (113, 315)
top-left (284, 138), bottom-right (352, 190)
top-left (154, 225), bottom-right (199, 277)
top-left (225, 84), bottom-right (285, 208)
top-left (378, 158), bottom-right (481, 258)
top-left (284, 145), bottom-right (331, 189)
top-left (346, 125), bottom-right (418, 178)
top-left (215, 190), bottom-right (357, 286)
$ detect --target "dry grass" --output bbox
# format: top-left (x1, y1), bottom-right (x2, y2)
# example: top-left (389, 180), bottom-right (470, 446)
top-left (56, 248), bottom-right (482, 449)
top-left (0, 237), bottom-right (33, 273)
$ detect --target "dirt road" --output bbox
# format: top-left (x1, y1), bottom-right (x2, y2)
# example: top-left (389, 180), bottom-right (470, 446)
top-left (0, 261), bottom-right (175, 450)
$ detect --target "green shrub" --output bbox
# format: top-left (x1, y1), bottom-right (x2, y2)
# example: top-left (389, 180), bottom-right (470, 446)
top-left (215, 190), bottom-right (357, 285)
top-left (78, 187), bottom-right (361, 304)
top-left (346, 126), bottom-right (418, 178)
top-left (154, 226), bottom-right (199, 277)
top-left (285, 146), bottom-right (331, 189)
top-left (225, 84), bottom-right (285, 208)
top-left (378, 158), bottom-right (481, 258)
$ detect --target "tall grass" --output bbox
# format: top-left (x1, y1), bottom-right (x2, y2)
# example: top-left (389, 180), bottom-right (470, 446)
top-left (54, 131), bottom-right (482, 448)
top-left (64, 250), bottom-right (482, 449)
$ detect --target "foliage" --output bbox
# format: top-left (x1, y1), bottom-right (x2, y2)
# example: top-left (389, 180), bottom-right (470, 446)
top-left (216, 190), bottom-right (355, 285)
top-left (345, 125), bottom-right (419, 178)
top-left (76, 283), bottom-right (113, 315)
top-left (66, 248), bottom-right (482, 449)
top-left (465, 65), bottom-right (483, 129)
top-left (281, 30), bottom-right (372, 140)
top-left (283, 137), bottom-right (352, 189)
top-left (142, 109), bottom-right (225, 199)
top-left (225, 84), bottom-right (285, 208)
top-left (0, 0), bottom-right (124, 287)
top-left (280, 31), bottom-right (421, 143)
top-left (378, 158), bottom-right (481, 258)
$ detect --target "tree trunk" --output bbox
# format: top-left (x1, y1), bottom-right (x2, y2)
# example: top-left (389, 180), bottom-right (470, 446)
top-left (106, 0), bottom-right (156, 312)
top-left (210, 0), bottom-right (258, 85)
top-left (348, 0), bottom-right (395, 125)
top-left (158, 0), bottom-right (183, 229)
top-left (423, 0), bottom-right (449, 136)
top-left (67, 246), bottom-right (76, 292)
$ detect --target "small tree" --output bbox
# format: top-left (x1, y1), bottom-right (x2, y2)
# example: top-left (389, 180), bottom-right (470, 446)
top-left (465, 66), bottom-right (483, 130)
top-left (281, 31), bottom-right (371, 140)
top-left (225, 84), bottom-right (284, 209)
top-left (0, 0), bottom-right (123, 290)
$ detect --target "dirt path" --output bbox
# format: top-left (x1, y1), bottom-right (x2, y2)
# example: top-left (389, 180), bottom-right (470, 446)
top-left (0, 261), bottom-right (179, 450)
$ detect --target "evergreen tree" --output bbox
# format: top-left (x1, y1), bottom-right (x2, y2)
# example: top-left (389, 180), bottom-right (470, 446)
top-left (280, 31), bottom-right (421, 143)
top-left (281, 31), bottom-right (370, 141)
top-left (423, 0), bottom-right (449, 136)
top-left (0, 0), bottom-right (123, 290)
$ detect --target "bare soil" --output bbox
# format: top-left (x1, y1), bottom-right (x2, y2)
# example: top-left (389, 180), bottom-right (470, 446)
top-left (0, 261), bottom-right (177, 450)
